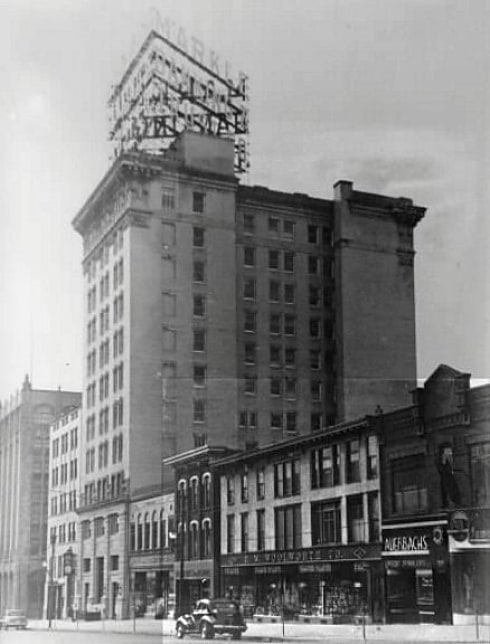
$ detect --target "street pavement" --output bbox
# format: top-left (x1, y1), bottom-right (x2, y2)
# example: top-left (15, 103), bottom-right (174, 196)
top-left (24, 617), bottom-right (489, 642)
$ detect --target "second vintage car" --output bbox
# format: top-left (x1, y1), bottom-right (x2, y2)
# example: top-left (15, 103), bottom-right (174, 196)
top-left (176, 598), bottom-right (247, 639)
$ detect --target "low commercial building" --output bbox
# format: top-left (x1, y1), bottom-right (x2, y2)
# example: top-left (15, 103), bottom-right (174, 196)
top-left (128, 489), bottom-right (174, 617)
top-left (214, 421), bottom-right (383, 624)
top-left (377, 364), bottom-right (490, 625)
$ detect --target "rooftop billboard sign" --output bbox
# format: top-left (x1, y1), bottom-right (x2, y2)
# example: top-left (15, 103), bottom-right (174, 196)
top-left (108, 18), bottom-right (250, 174)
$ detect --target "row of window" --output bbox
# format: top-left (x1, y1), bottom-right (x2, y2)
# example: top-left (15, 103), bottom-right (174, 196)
top-left (176, 476), bottom-right (212, 515)
top-left (86, 230), bottom-right (124, 284)
top-left (83, 472), bottom-right (125, 506)
top-left (242, 215), bottom-right (333, 247)
top-left (87, 330), bottom-right (124, 375)
top-left (243, 247), bottom-right (333, 275)
top-left (85, 435), bottom-right (123, 473)
top-left (51, 427), bottom-right (78, 458)
top-left (225, 494), bottom-right (379, 553)
top-left (85, 399), bottom-right (123, 432)
top-left (86, 297), bottom-right (124, 345)
top-left (81, 513), bottom-right (120, 540)
top-left (226, 442), bottom-right (378, 505)
top-left (51, 460), bottom-right (78, 486)
top-left (82, 555), bottom-right (119, 574)
top-left (129, 514), bottom-right (173, 552)
top-left (49, 521), bottom-right (77, 545)
top-left (50, 490), bottom-right (77, 516)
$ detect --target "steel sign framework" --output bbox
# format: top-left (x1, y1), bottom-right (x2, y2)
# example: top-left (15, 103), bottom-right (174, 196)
top-left (109, 29), bottom-right (250, 174)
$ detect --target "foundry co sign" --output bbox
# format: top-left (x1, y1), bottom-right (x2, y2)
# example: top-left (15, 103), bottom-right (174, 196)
top-left (108, 15), bottom-right (250, 174)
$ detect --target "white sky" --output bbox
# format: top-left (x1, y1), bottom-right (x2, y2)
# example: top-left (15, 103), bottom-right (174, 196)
top-left (0, 0), bottom-right (489, 399)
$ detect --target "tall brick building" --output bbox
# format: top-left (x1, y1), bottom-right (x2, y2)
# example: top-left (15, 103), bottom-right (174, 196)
top-left (0, 376), bottom-right (80, 618)
top-left (71, 130), bottom-right (424, 616)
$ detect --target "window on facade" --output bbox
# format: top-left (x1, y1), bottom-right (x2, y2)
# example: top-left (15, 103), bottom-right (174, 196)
top-left (243, 247), bottom-right (255, 267)
top-left (202, 475), bottom-right (211, 509)
top-left (271, 413), bottom-right (283, 430)
top-left (309, 285), bottom-right (320, 307)
top-left (285, 377), bottom-right (296, 400)
top-left (241, 471), bottom-right (249, 503)
top-left (274, 458), bottom-right (300, 497)
top-left (270, 378), bottom-right (281, 397)
top-left (310, 350), bottom-right (321, 370)
top-left (270, 345), bottom-right (281, 367)
top-left (368, 492), bottom-right (380, 541)
top-left (308, 224), bottom-right (318, 244)
top-left (346, 439), bottom-right (361, 483)
top-left (275, 505), bottom-right (302, 549)
top-left (241, 513), bottom-right (249, 552)
top-left (311, 500), bottom-right (341, 545)
top-left (193, 364), bottom-right (206, 387)
top-left (226, 515), bottom-right (235, 554)
top-left (193, 261), bottom-right (205, 283)
top-left (227, 476), bottom-right (235, 505)
top-left (284, 283), bottom-right (295, 304)
top-left (244, 343), bottom-right (256, 365)
top-left (308, 256), bottom-right (319, 275)
top-left (285, 412), bottom-right (297, 434)
top-left (283, 252), bottom-right (294, 272)
top-left (192, 191), bottom-right (205, 213)
top-left (311, 445), bottom-right (340, 488)
top-left (269, 280), bottom-right (280, 302)
top-left (256, 468), bottom-right (265, 500)
top-left (111, 555), bottom-right (119, 571)
top-left (202, 520), bottom-right (212, 558)
top-left (243, 278), bottom-right (256, 300)
top-left (83, 558), bottom-right (91, 573)
top-left (268, 217), bottom-right (280, 235)
top-left (244, 375), bottom-right (256, 395)
top-left (189, 523), bottom-right (199, 559)
top-left (257, 509), bottom-right (265, 550)
top-left (193, 399), bottom-right (205, 423)
top-left (311, 381), bottom-right (322, 401)
top-left (392, 455), bottom-right (428, 513)
top-left (268, 250), bottom-right (279, 270)
top-left (270, 312), bottom-right (281, 335)
top-left (193, 226), bottom-right (205, 247)
top-left (347, 495), bottom-right (366, 543)
top-left (470, 442), bottom-right (490, 505)
top-left (193, 329), bottom-right (205, 352)
top-left (367, 435), bottom-right (378, 479)
top-left (284, 314), bottom-right (295, 336)
top-left (193, 294), bottom-right (206, 317)
top-left (243, 214), bottom-right (255, 234)
top-left (244, 310), bottom-right (256, 333)
top-left (283, 220), bottom-right (295, 239)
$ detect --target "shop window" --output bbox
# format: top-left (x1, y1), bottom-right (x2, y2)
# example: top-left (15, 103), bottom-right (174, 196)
top-left (241, 513), bottom-right (249, 552)
top-left (346, 439), bottom-right (361, 483)
top-left (257, 509), bottom-right (265, 550)
top-left (469, 442), bottom-right (490, 505)
top-left (274, 504), bottom-right (302, 549)
top-left (227, 515), bottom-right (235, 553)
top-left (392, 455), bottom-right (428, 514)
top-left (256, 468), bottom-right (265, 500)
top-left (311, 500), bottom-right (341, 545)
top-left (347, 495), bottom-right (366, 543)
top-left (274, 458), bottom-right (300, 498)
top-left (311, 445), bottom-right (339, 488)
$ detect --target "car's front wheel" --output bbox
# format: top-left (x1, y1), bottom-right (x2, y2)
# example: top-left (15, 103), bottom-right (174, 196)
top-left (200, 621), bottom-right (214, 639)
top-left (176, 623), bottom-right (185, 639)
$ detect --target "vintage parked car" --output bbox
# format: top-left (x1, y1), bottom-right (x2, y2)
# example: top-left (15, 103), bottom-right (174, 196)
top-left (176, 598), bottom-right (247, 639)
top-left (0, 608), bottom-right (28, 630)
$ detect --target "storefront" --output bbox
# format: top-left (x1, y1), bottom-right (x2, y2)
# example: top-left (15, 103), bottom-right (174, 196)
top-left (382, 522), bottom-right (451, 624)
top-left (221, 544), bottom-right (383, 624)
top-left (129, 551), bottom-right (173, 617)
top-left (174, 559), bottom-right (215, 616)
top-left (448, 509), bottom-right (490, 625)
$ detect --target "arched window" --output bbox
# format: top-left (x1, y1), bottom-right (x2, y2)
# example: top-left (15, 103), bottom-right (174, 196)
top-left (160, 510), bottom-right (167, 549)
top-left (177, 480), bottom-right (187, 517)
top-left (130, 516), bottom-right (136, 551)
top-left (144, 512), bottom-right (150, 549)
top-left (189, 521), bottom-right (199, 559)
top-left (202, 519), bottom-right (212, 558)
top-left (151, 511), bottom-right (158, 549)
top-left (137, 513), bottom-right (143, 550)
top-left (190, 476), bottom-right (199, 512)
top-left (202, 474), bottom-right (211, 509)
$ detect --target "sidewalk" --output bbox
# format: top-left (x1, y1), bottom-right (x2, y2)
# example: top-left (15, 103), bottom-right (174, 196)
top-left (28, 617), bottom-right (489, 642)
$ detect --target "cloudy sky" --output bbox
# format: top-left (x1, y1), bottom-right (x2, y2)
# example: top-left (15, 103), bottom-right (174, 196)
top-left (0, 0), bottom-right (488, 400)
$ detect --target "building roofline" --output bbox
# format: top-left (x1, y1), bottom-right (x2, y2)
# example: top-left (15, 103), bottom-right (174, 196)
top-left (163, 445), bottom-right (237, 467)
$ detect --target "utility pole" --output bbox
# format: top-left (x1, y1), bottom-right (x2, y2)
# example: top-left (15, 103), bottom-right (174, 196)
top-left (48, 533), bottom-right (56, 628)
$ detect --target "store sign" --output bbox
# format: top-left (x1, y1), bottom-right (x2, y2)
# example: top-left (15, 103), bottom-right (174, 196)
top-left (221, 544), bottom-right (380, 568)
top-left (384, 535), bottom-right (428, 554)
top-left (382, 525), bottom-right (446, 556)
top-left (109, 17), bottom-right (250, 174)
